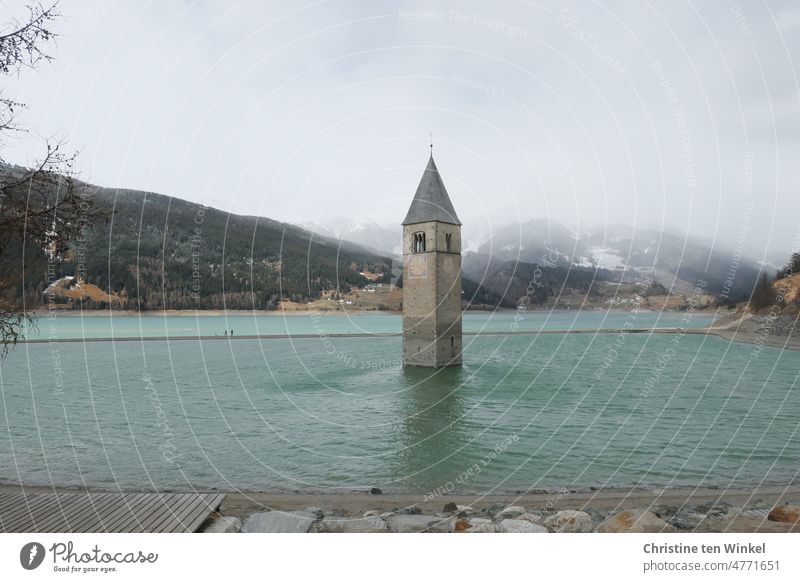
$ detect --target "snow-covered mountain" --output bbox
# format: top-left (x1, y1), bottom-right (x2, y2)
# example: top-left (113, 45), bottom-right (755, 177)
top-left (302, 215), bottom-right (764, 301)
top-left (478, 219), bottom-right (763, 299)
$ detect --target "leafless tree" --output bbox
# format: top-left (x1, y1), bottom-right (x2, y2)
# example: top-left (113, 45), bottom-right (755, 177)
top-left (0, 3), bottom-right (105, 356)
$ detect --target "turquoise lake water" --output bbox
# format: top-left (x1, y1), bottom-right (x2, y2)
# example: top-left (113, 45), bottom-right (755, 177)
top-left (2, 312), bottom-right (798, 493)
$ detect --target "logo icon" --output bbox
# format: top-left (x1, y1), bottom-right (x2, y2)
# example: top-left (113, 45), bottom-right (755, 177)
top-left (20, 542), bottom-right (46, 570)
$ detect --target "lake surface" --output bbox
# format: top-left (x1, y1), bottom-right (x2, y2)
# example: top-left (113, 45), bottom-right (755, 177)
top-left (2, 311), bottom-right (798, 494)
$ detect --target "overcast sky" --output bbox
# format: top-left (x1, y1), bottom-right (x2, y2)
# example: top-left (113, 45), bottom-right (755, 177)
top-left (5, 0), bottom-right (800, 259)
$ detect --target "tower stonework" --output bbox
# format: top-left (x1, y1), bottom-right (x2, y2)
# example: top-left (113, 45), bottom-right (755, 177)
top-left (402, 154), bottom-right (462, 368)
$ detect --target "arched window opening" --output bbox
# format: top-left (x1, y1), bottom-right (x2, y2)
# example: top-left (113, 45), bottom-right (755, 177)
top-left (445, 233), bottom-right (452, 252)
top-left (450, 336), bottom-right (454, 348)
top-left (412, 232), bottom-right (426, 253)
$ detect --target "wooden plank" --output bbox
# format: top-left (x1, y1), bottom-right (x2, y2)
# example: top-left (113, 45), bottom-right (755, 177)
top-left (0, 492), bottom-right (227, 533)
top-left (182, 494), bottom-right (225, 534)
top-left (0, 492), bottom-right (30, 524)
top-left (34, 493), bottom-right (98, 532)
top-left (0, 492), bottom-right (22, 513)
top-left (0, 493), bottom-right (47, 528)
top-left (131, 493), bottom-right (182, 533)
top-left (168, 494), bottom-right (224, 533)
top-left (61, 493), bottom-right (115, 533)
top-left (164, 494), bottom-right (212, 533)
top-left (149, 494), bottom-right (203, 533)
top-left (147, 494), bottom-right (201, 533)
top-left (77, 493), bottom-right (142, 533)
top-left (97, 494), bottom-right (152, 533)
top-left (37, 493), bottom-right (113, 533)
top-left (70, 494), bottom-right (131, 533)
top-left (125, 493), bottom-right (179, 533)
top-left (2, 494), bottom-right (65, 532)
top-left (105, 493), bottom-right (173, 533)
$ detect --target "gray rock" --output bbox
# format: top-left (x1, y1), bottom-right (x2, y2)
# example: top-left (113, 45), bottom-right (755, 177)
top-left (467, 517), bottom-right (496, 533)
top-left (650, 504), bottom-right (679, 519)
top-left (497, 518), bottom-right (548, 533)
top-left (519, 513), bottom-right (545, 525)
top-left (456, 505), bottom-right (476, 517)
top-left (200, 516), bottom-right (242, 533)
top-left (316, 516), bottom-right (388, 533)
top-left (306, 506), bottom-right (325, 520)
top-left (544, 510), bottom-right (592, 533)
top-left (484, 503), bottom-right (505, 517)
top-left (242, 511), bottom-right (317, 533)
top-left (694, 501), bottom-right (734, 518)
top-left (668, 511), bottom-right (707, 531)
top-left (667, 504), bottom-right (737, 531)
top-left (496, 505), bottom-right (526, 519)
top-left (442, 502), bottom-right (459, 514)
top-left (597, 509), bottom-right (677, 533)
top-left (386, 515), bottom-right (450, 533)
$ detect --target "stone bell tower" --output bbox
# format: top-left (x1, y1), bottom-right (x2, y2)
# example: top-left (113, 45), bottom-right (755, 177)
top-left (402, 150), bottom-right (462, 367)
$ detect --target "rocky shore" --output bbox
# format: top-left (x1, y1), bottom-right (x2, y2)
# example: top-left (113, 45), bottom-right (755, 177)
top-left (700, 310), bottom-right (800, 351)
top-left (200, 488), bottom-right (800, 533)
top-left (3, 483), bottom-right (798, 533)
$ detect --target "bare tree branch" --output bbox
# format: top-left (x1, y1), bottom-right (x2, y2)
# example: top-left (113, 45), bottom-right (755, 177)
top-left (0, 2), bottom-right (96, 357)
top-left (0, 2), bottom-right (60, 74)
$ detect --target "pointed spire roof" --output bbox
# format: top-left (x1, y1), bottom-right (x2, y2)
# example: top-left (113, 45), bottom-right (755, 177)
top-left (402, 154), bottom-right (461, 226)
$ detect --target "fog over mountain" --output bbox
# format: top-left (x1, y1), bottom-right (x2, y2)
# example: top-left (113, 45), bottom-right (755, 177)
top-left (305, 216), bottom-right (764, 301)
top-left (5, 1), bottom-right (799, 261)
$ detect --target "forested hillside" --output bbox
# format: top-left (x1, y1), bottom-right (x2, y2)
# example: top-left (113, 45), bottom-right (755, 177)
top-left (3, 166), bottom-right (393, 310)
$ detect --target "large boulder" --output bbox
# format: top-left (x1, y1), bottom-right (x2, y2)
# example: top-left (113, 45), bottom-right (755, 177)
top-left (497, 519), bottom-right (548, 533)
top-left (305, 506), bottom-right (325, 520)
top-left (200, 515), bottom-right (242, 533)
top-left (668, 510), bottom-right (707, 531)
top-left (768, 505), bottom-right (800, 524)
top-left (316, 516), bottom-right (388, 533)
top-left (467, 517), bottom-right (496, 533)
top-left (544, 510), bottom-right (592, 533)
top-left (695, 515), bottom-right (798, 532)
top-left (242, 511), bottom-right (317, 533)
top-left (694, 501), bottom-right (734, 518)
top-left (496, 506), bottom-right (526, 519)
top-left (649, 504), bottom-right (679, 520)
top-left (597, 509), bottom-right (677, 533)
top-left (386, 515), bottom-right (450, 533)
top-left (519, 513), bottom-right (545, 525)
top-left (442, 502), bottom-right (459, 514)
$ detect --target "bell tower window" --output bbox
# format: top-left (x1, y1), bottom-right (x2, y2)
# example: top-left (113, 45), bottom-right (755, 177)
top-left (412, 232), bottom-right (426, 253)
top-left (445, 233), bottom-right (452, 252)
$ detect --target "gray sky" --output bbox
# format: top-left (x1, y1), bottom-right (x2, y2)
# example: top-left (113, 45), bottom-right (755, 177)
top-left (5, 0), bottom-right (800, 259)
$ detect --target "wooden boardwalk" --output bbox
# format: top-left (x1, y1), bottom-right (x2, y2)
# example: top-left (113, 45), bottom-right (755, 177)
top-left (0, 492), bottom-right (225, 533)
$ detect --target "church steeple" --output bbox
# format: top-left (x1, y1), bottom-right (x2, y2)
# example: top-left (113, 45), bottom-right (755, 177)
top-left (401, 149), bottom-right (463, 368)
top-left (402, 155), bottom-right (461, 226)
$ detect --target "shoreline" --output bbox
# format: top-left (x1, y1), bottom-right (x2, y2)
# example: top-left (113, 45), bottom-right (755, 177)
top-left (3, 482), bottom-right (799, 532)
top-left (30, 308), bottom-right (404, 317)
top-left (696, 327), bottom-right (800, 351)
top-left (15, 326), bottom-right (800, 351)
top-left (31, 307), bottom-right (714, 317)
